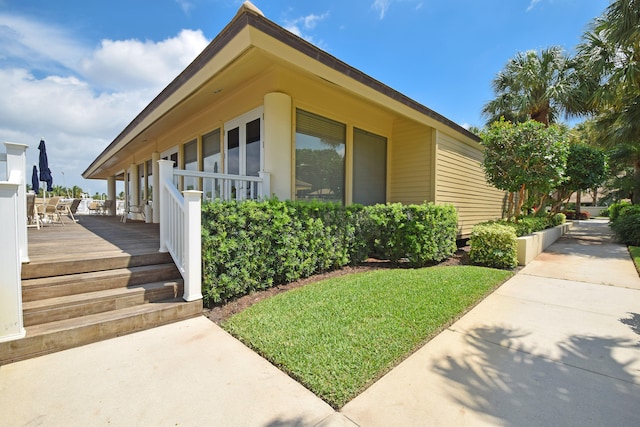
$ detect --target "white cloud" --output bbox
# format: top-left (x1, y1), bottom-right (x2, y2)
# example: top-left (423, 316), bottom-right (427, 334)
top-left (0, 13), bottom-right (89, 73)
top-left (175, 0), bottom-right (194, 15)
top-left (283, 12), bottom-right (329, 47)
top-left (371, 0), bottom-right (424, 20)
top-left (0, 14), bottom-right (210, 193)
top-left (372, 0), bottom-right (392, 19)
top-left (81, 29), bottom-right (209, 91)
top-left (527, 0), bottom-right (542, 12)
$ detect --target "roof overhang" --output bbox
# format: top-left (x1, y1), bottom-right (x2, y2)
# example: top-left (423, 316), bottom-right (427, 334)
top-left (83, 2), bottom-right (479, 180)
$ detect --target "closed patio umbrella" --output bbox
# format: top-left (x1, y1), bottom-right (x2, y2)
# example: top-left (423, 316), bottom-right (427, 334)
top-left (31, 165), bottom-right (39, 194)
top-left (38, 139), bottom-right (53, 192)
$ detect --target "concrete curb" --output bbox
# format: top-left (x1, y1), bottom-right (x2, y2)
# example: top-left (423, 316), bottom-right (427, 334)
top-left (517, 222), bottom-right (572, 265)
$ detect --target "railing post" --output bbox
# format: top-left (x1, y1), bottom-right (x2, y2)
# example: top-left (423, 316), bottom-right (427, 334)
top-left (182, 190), bottom-right (202, 302)
top-left (259, 171), bottom-right (270, 200)
top-left (5, 142), bottom-right (28, 263)
top-left (157, 159), bottom-right (174, 253)
top-left (0, 141), bottom-right (27, 343)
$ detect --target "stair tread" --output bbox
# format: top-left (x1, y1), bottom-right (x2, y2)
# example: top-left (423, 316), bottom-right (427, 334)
top-left (22, 263), bottom-right (179, 288)
top-left (23, 280), bottom-right (184, 311)
top-left (25, 299), bottom-right (201, 337)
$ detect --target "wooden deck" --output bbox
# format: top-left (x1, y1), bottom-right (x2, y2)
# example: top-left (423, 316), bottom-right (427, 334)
top-left (27, 214), bottom-right (161, 264)
top-left (2, 213), bottom-right (202, 365)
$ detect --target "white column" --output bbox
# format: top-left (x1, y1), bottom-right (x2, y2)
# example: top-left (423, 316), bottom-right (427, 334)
top-left (158, 159), bottom-right (173, 253)
top-left (263, 92), bottom-right (292, 199)
top-left (182, 190), bottom-right (202, 301)
top-left (152, 152), bottom-right (160, 223)
top-left (0, 142), bottom-right (27, 342)
top-left (5, 142), bottom-right (28, 263)
top-left (130, 163), bottom-right (138, 212)
top-left (107, 176), bottom-right (116, 216)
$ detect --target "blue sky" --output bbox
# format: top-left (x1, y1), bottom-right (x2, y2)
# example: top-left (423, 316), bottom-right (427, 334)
top-left (0, 0), bottom-right (610, 194)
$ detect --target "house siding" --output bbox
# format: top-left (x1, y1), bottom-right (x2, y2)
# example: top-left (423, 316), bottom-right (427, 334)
top-left (435, 131), bottom-right (505, 236)
top-left (388, 118), bottom-right (433, 204)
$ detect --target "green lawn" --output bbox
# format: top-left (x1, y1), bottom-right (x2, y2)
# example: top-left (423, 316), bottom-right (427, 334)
top-left (222, 265), bottom-right (513, 408)
top-left (629, 246), bottom-right (640, 274)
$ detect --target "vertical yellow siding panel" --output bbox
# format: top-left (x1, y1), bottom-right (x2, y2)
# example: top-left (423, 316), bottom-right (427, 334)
top-left (435, 131), bottom-right (505, 236)
top-left (388, 118), bottom-right (433, 204)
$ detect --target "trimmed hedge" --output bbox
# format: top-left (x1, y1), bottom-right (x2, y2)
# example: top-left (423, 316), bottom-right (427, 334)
top-left (367, 203), bottom-right (458, 266)
top-left (201, 200), bottom-right (458, 306)
top-left (610, 204), bottom-right (640, 246)
top-left (479, 214), bottom-right (563, 238)
top-left (469, 223), bottom-right (518, 269)
top-left (609, 201), bottom-right (632, 222)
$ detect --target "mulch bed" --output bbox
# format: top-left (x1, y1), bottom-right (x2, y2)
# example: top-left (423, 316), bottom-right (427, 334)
top-left (204, 246), bottom-right (471, 325)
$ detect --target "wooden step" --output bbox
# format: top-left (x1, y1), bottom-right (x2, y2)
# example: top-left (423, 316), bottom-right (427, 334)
top-left (23, 280), bottom-right (184, 327)
top-left (21, 251), bottom-right (174, 279)
top-left (0, 299), bottom-right (203, 365)
top-left (22, 263), bottom-right (181, 302)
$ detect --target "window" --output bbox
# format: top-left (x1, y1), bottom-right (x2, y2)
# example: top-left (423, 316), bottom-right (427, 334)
top-left (295, 109), bottom-right (345, 203)
top-left (145, 159), bottom-right (153, 202)
top-left (202, 129), bottom-right (221, 200)
top-left (202, 129), bottom-right (221, 173)
top-left (137, 163), bottom-right (144, 205)
top-left (183, 139), bottom-right (198, 190)
top-left (353, 128), bottom-right (387, 205)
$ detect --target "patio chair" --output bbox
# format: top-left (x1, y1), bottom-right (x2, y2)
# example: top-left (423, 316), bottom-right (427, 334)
top-left (26, 193), bottom-right (41, 229)
top-left (37, 196), bottom-right (64, 226)
top-left (100, 199), bottom-right (114, 215)
top-left (120, 202), bottom-right (146, 223)
top-left (87, 201), bottom-right (102, 215)
top-left (57, 198), bottom-right (80, 222)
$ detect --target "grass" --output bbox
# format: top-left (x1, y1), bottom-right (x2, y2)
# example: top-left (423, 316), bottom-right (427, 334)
top-left (629, 246), bottom-right (640, 274)
top-left (222, 265), bottom-right (513, 408)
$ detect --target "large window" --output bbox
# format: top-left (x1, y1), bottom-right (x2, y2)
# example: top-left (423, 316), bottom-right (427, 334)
top-left (183, 139), bottom-right (198, 190)
top-left (295, 109), bottom-right (345, 203)
top-left (137, 163), bottom-right (144, 205)
top-left (353, 128), bottom-right (387, 205)
top-left (145, 159), bottom-right (152, 202)
top-left (202, 129), bottom-right (221, 200)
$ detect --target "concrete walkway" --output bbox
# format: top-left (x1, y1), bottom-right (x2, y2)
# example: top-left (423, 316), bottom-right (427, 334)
top-left (342, 219), bottom-right (640, 426)
top-left (1, 219), bottom-right (639, 426)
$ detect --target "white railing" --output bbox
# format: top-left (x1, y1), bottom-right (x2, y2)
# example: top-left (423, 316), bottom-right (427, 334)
top-left (0, 142), bottom-right (28, 343)
top-left (156, 162), bottom-right (271, 303)
top-left (158, 160), bottom-right (203, 302)
top-left (173, 169), bottom-right (271, 203)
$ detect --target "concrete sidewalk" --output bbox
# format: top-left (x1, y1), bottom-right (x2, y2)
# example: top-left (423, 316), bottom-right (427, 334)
top-left (342, 219), bottom-right (640, 426)
top-left (1, 219), bottom-right (639, 426)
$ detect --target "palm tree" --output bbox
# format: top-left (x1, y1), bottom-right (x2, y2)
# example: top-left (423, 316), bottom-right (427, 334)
top-left (574, 0), bottom-right (640, 202)
top-left (482, 46), bottom-right (574, 126)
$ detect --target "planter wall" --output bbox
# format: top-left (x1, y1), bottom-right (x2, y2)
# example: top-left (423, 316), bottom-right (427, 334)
top-left (516, 222), bottom-right (573, 266)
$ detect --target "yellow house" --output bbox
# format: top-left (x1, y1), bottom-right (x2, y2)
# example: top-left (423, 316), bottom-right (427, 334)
top-left (83, 1), bottom-right (504, 237)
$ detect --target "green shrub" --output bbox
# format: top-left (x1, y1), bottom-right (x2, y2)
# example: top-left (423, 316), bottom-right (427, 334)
top-left (549, 213), bottom-right (566, 227)
top-left (515, 217), bottom-right (548, 236)
top-left (200, 200), bottom-right (457, 305)
top-left (610, 204), bottom-right (640, 246)
top-left (366, 203), bottom-right (457, 266)
top-left (469, 223), bottom-right (518, 269)
top-left (609, 201), bottom-right (632, 222)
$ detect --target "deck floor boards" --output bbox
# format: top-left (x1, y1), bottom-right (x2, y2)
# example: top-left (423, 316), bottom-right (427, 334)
top-left (27, 215), bottom-right (160, 263)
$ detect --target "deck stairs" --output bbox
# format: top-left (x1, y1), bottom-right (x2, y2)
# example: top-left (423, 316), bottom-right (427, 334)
top-left (0, 250), bottom-right (202, 365)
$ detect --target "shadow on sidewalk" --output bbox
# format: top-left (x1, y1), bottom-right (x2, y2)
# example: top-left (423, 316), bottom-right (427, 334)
top-left (621, 312), bottom-right (640, 337)
top-left (432, 326), bottom-right (640, 426)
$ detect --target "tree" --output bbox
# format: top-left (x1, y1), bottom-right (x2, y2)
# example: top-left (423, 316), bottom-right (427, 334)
top-left (562, 144), bottom-right (608, 215)
top-left (482, 46), bottom-right (575, 126)
top-left (573, 0), bottom-right (640, 202)
top-left (481, 119), bottom-right (569, 219)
